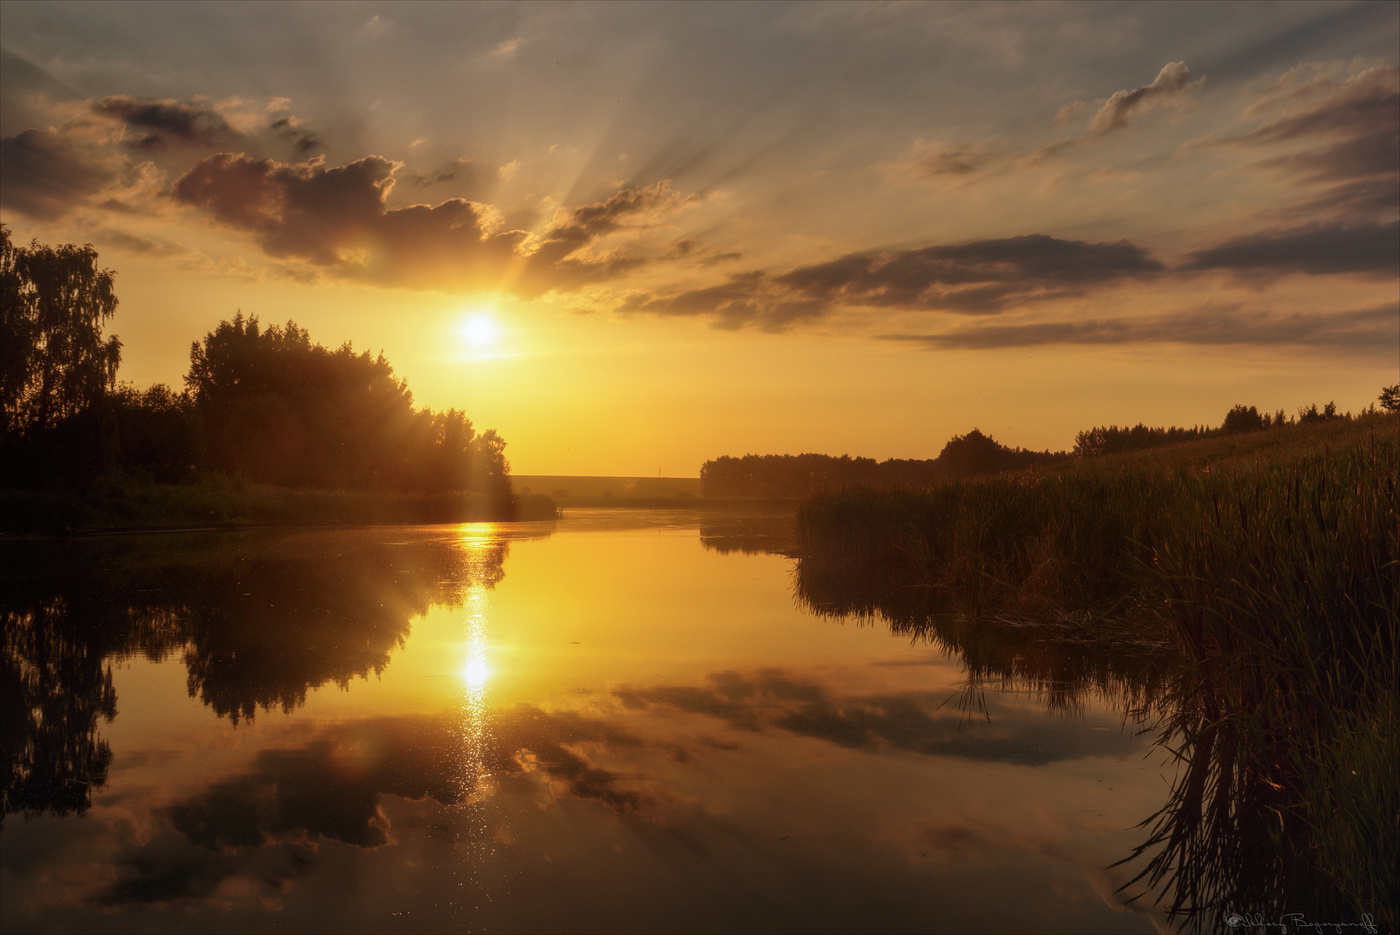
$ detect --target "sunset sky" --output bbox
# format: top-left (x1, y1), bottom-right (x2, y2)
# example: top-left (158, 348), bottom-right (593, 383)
top-left (2, 1), bottom-right (1396, 475)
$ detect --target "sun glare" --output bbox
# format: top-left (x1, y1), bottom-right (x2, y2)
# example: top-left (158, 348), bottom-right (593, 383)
top-left (461, 313), bottom-right (498, 349)
top-left (462, 655), bottom-right (490, 690)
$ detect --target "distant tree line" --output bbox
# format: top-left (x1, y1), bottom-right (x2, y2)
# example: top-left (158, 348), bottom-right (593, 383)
top-left (1, 227), bottom-right (509, 500)
top-left (1073, 400), bottom-right (1370, 457)
top-left (701, 430), bottom-right (1065, 498)
top-left (704, 395), bottom-right (1397, 498)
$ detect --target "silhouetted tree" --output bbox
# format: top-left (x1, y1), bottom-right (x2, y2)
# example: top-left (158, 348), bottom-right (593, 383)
top-left (1381, 385), bottom-right (1400, 414)
top-left (0, 225), bottom-right (120, 437)
top-left (186, 313), bottom-right (508, 495)
top-left (937, 429), bottom-right (1004, 476)
top-left (1221, 404), bottom-right (1265, 434)
top-left (106, 383), bottom-right (203, 482)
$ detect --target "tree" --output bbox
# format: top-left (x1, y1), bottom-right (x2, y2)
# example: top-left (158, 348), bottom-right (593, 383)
top-left (1221, 404), bottom-right (1265, 434)
top-left (1380, 385), bottom-right (1400, 414)
top-left (937, 429), bottom-right (1005, 477)
top-left (185, 314), bottom-right (509, 495)
top-left (0, 225), bottom-right (121, 437)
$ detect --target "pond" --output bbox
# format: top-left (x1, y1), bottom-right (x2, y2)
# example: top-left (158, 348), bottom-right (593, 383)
top-left (1, 510), bottom-right (1176, 933)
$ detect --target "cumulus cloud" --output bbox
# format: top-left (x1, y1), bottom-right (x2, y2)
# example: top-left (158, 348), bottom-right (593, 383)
top-left (1179, 219), bottom-right (1400, 277)
top-left (881, 303), bottom-right (1398, 351)
top-left (172, 152), bottom-right (686, 294)
top-left (1090, 61), bottom-right (1203, 134)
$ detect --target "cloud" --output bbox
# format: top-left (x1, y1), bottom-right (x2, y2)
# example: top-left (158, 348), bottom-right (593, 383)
top-left (1090, 61), bottom-right (1203, 135)
top-left (1179, 220), bottom-right (1400, 277)
top-left (881, 303), bottom-right (1398, 351)
top-left (1207, 65), bottom-right (1399, 224)
top-left (268, 116), bottom-right (320, 155)
top-left (173, 153), bottom-right (686, 294)
top-left (160, 709), bottom-right (656, 862)
top-left (1233, 66), bottom-right (1399, 151)
top-left (0, 127), bottom-right (123, 219)
top-left (618, 669), bottom-right (1137, 765)
top-left (95, 229), bottom-right (194, 257)
top-left (622, 234), bottom-right (1164, 330)
top-left (92, 96), bottom-right (241, 151)
top-left (894, 61), bottom-right (1205, 180)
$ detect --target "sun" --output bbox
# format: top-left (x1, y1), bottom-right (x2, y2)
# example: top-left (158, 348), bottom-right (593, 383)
top-left (460, 312), bottom-right (498, 350)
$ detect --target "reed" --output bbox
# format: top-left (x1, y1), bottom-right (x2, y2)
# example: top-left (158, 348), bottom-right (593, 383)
top-left (1125, 427), bottom-right (1398, 925)
top-left (796, 413), bottom-right (1399, 924)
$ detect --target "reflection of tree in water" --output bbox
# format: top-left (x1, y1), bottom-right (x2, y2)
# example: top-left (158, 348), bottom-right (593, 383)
top-left (792, 556), bottom-right (1171, 716)
top-left (176, 534), bottom-right (509, 722)
top-left (1, 539), bottom-right (186, 823)
top-left (0, 527), bottom-right (529, 821)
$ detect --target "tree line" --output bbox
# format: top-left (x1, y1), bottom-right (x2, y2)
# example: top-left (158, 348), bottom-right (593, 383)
top-left (701, 430), bottom-right (1063, 498)
top-left (703, 395), bottom-right (1398, 498)
top-left (1, 227), bottom-right (510, 500)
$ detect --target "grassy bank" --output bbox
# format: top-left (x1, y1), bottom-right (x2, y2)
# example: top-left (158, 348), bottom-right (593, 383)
top-left (796, 412), bottom-right (1398, 923)
top-left (0, 472), bottom-right (559, 535)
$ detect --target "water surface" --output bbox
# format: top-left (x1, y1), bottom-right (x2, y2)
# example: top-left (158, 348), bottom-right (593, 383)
top-left (2, 510), bottom-right (1172, 933)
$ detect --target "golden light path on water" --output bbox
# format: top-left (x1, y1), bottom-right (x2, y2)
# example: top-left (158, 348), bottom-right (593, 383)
top-left (457, 526), bottom-right (498, 905)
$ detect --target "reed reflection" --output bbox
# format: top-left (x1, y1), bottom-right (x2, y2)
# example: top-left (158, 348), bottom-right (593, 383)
top-left (791, 555), bottom-right (1171, 716)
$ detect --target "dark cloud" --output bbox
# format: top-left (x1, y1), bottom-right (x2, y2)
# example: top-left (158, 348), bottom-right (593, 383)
top-left (173, 153), bottom-right (673, 294)
top-left (0, 128), bottom-right (118, 219)
top-left (618, 669), bottom-right (1136, 765)
top-left (400, 156), bottom-right (482, 193)
top-left (268, 116), bottom-right (321, 155)
top-left (779, 235), bottom-right (1164, 310)
top-left (1253, 130), bottom-right (1400, 188)
top-left (162, 708), bottom-right (652, 863)
top-left (1180, 220), bottom-right (1400, 277)
top-left (622, 234), bottom-right (1164, 330)
top-left (93, 96), bottom-right (241, 151)
top-left (621, 270), bottom-right (825, 331)
top-left (881, 303), bottom-right (1398, 351)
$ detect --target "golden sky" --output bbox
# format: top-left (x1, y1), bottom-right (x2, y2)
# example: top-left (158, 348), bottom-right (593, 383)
top-left (2, 2), bottom-right (1396, 474)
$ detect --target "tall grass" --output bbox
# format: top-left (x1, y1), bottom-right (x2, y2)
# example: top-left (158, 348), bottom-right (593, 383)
top-left (796, 414), bottom-right (1398, 924)
top-left (1122, 430), bottom-right (1398, 926)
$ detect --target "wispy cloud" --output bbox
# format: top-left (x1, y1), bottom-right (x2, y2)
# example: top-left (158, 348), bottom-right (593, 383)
top-left (881, 303), bottom-right (1398, 351)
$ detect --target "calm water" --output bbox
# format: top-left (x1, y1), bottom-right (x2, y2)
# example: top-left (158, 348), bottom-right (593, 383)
top-left (2, 510), bottom-right (1175, 933)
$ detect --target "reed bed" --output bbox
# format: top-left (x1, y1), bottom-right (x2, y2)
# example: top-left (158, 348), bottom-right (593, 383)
top-left (796, 415), bottom-right (1399, 924)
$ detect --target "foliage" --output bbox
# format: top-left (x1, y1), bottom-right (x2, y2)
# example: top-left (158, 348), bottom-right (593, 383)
top-left (701, 432), bottom-right (1064, 497)
top-left (795, 412), bottom-right (1399, 924)
top-left (0, 225), bottom-right (121, 437)
top-left (1381, 384), bottom-right (1400, 414)
top-left (186, 313), bottom-right (507, 494)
